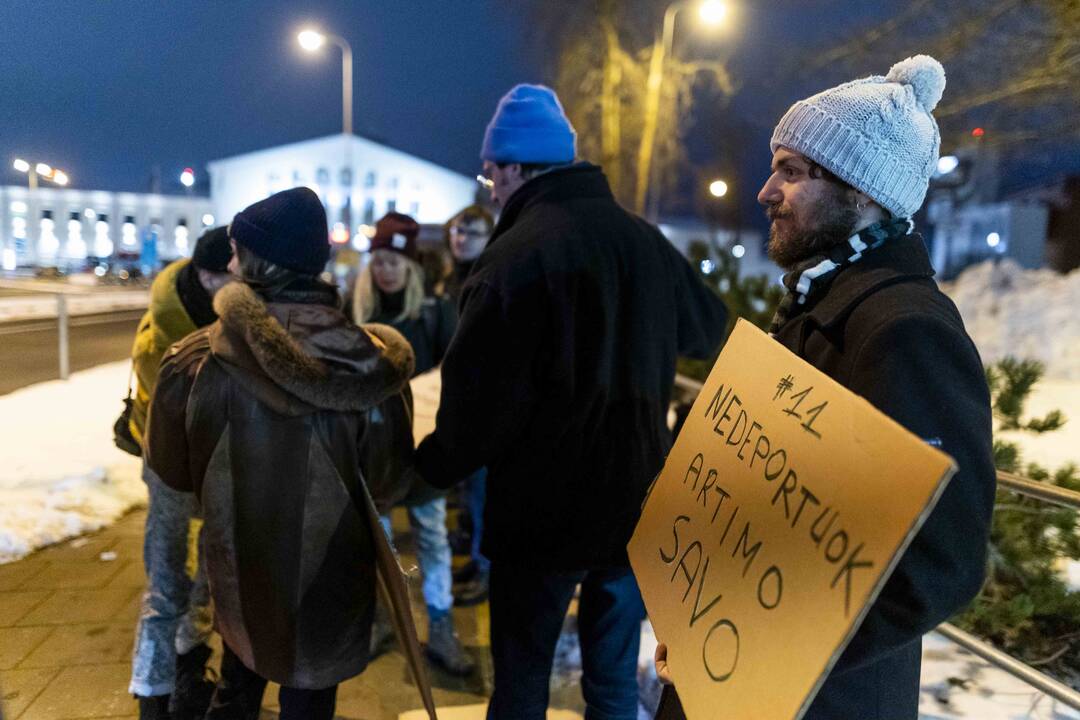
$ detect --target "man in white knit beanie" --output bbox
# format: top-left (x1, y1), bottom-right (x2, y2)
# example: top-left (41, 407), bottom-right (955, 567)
top-left (653, 57), bottom-right (997, 720)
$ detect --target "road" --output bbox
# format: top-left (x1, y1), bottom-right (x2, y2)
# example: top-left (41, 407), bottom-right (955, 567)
top-left (0, 309), bottom-right (144, 396)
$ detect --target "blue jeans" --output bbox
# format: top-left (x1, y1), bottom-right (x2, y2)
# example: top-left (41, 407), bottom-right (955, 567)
top-left (486, 564), bottom-right (646, 720)
top-left (464, 467), bottom-right (490, 573)
top-left (380, 495), bottom-right (452, 616)
top-left (129, 465), bottom-right (213, 697)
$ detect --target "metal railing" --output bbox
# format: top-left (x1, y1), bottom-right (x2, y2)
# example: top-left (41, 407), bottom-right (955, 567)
top-left (673, 372), bottom-right (1080, 709)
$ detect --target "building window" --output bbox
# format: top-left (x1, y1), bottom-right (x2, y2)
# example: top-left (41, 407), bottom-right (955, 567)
top-left (316, 167), bottom-right (330, 185)
top-left (175, 218), bottom-right (190, 255)
top-left (363, 199), bottom-right (375, 224)
top-left (365, 171), bottom-right (376, 188)
top-left (409, 201), bottom-right (420, 216)
top-left (388, 176), bottom-right (399, 190)
top-left (293, 170), bottom-right (303, 185)
top-left (340, 168), bottom-right (353, 186)
top-left (387, 199), bottom-right (397, 213)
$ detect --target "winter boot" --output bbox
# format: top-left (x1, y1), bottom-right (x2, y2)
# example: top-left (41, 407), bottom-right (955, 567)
top-left (452, 559), bottom-right (478, 584)
top-left (169, 643), bottom-right (216, 720)
top-left (137, 694), bottom-right (171, 720)
top-left (453, 568), bottom-right (489, 607)
top-left (424, 614), bottom-right (476, 677)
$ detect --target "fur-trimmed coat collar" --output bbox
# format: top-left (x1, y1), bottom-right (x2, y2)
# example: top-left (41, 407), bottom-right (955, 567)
top-left (211, 281), bottom-right (414, 413)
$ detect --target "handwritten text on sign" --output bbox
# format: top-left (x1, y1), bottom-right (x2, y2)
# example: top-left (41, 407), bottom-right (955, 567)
top-left (628, 320), bottom-right (955, 720)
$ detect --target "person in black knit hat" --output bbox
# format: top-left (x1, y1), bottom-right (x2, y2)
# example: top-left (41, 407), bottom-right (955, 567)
top-left (145, 187), bottom-right (416, 719)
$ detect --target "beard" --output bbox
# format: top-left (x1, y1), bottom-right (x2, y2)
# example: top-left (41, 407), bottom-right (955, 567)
top-left (766, 186), bottom-right (860, 270)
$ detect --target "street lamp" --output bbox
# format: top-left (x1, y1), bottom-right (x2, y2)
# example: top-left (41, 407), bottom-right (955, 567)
top-left (297, 27), bottom-right (354, 136)
top-left (637, 0), bottom-right (729, 221)
top-left (13, 158), bottom-right (70, 190)
top-left (709, 179), bottom-right (729, 198)
top-left (180, 167), bottom-right (195, 188)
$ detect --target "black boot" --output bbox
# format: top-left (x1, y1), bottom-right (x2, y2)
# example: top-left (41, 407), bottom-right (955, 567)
top-left (170, 643), bottom-right (216, 720)
top-left (137, 694), bottom-right (171, 720)
top-left (453, 568), bottom-right (489, 607)
top-left (424, 614), bottom-right (476, 677)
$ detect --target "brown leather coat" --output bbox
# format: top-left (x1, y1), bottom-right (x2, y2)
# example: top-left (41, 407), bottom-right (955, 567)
top-left (145, 281), bottom-right (414, 689)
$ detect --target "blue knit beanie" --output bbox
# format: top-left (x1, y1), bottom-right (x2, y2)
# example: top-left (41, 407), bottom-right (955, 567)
top-left (229, 187), bottom-right (330, 276)
top-left (481, 84), bottom-right (576, 165)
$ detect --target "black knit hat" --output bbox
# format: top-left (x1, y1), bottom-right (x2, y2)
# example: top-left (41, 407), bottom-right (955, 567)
top-left (190, 226), bottom-right (231, 273)
top-left (370, 212), bottom-right (420, 261)
top-left (229, 187), bottom-right (330, 275)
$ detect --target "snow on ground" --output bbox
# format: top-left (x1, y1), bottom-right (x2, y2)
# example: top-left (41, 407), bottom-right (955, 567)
top-left (0, 361), bottom-right (145, 564)
top-left (944, 260), bottom-right (1080, 381)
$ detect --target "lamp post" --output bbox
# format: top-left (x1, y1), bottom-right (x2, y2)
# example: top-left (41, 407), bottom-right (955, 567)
top-left (298, 28), bottom-right (354, 136)
top-left (636, 0), bottom-right (728, 221)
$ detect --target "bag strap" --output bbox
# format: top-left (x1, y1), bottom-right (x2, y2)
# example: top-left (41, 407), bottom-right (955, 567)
top-left (355, 468), bottom-right (439, 720)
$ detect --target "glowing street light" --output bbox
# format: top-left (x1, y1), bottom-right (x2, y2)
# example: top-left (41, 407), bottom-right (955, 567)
top-left (709, 179), bottom-right (729, 198)
top-left (180, 168), bottom-right (195, 188)
top-left (35, 163), bottom-right (52, 177)
top-left (699, 0), bottom-right (728, 25)
top-left (52, 170), bottom-right (69, 186)
top-left (638, 0), bottom-right (731, 220)
top-left (297, 27), bottom-right (353, 135)
top-left (12, 159), bottom-right (30, 173)
top-left (936, 155), bottom-right (959, 176)
top-left (297, 29), bottom-right (326, 51)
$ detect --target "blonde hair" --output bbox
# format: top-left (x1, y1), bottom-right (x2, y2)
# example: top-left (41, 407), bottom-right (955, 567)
top-left (353, 256), bottom-right (426, 324)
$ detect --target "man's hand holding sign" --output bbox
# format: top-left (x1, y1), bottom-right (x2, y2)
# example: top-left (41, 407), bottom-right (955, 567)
top-left (629, 320), bottom-right (957, 720)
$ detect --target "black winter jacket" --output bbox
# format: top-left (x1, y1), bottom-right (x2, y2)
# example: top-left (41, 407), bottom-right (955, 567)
top-left (415, 163), bottom-right (728, 570)
top-left (657, 232), bottom-right (995, 719)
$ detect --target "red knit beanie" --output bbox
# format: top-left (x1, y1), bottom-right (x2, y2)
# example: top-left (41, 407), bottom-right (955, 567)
top-left (370, 212), bottom-right (419, 261)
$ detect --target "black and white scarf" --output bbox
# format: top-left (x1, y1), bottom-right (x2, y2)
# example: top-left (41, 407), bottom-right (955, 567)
top-left (768, 216), bottom-right (914, 335)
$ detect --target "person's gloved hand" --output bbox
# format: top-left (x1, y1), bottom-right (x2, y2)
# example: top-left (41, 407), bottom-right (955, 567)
top-left (655, 643), bottom-right (673, 685)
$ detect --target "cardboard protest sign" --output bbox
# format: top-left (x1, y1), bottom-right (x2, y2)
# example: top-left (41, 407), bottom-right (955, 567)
top-left (628, 319), bottom-right (957, 720)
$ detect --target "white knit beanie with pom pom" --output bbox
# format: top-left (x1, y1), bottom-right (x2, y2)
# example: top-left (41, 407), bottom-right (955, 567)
top-left (770, 55), bottom-right (946, 218)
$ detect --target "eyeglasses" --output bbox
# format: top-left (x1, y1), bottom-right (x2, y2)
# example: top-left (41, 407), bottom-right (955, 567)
top-left (475, 174), bottom-right (494, 190)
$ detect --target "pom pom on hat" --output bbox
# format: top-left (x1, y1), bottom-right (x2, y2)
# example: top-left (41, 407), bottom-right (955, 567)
top-left (886, 55), bottom-right (946, 111)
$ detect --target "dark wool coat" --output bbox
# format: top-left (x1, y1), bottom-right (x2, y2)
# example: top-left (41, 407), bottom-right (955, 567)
top-left (656, 233), bottom-right (996, 720)
top-left (415, 163), bottom-right (729, 571)
top-left (145, 282), bottom-right (415, 689)
top-left (372, 295), bottom-right (457, 377)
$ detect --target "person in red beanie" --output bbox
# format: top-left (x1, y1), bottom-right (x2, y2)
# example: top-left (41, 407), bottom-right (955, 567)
top-left (352, 212), bottom-right (474, 677)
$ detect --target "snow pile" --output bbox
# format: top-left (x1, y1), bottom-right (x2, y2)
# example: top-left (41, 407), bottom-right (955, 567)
top-left (0, 361), bottom-right (146, 564)
top-left (943, 260), bottom-right (1080, 381)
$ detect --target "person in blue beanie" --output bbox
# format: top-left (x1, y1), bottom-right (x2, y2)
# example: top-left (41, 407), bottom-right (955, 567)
top-left (414, 83), bottom-right (729, 720)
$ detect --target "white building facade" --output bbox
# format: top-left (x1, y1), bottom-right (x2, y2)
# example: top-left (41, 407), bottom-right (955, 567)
top-left (207, 133), bottom-right (477, 248)
top-left (0, 184), bottom-right (213, 271)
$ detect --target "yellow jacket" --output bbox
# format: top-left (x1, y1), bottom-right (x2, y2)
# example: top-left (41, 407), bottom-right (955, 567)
top-left (129, 258), bottom-right (198, 445)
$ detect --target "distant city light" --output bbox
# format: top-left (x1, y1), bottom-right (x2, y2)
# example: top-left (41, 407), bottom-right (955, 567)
top-left (298, 29), bottom-right (326, 52)
top-left (972, 127), bottom-right (985, 138)
top-left (39, 218), bottom-right (59, 258)
top-left (10, 201), bottom-right (27, 214)
top-left (732, 244), bottom-right (746, 258)
top-left (700, 259), bottom-right (715, 274)
top-left (83, 208), bottom-right (97, 220)
top-left (122, 221), bottom-right (138, 247)
top-left (709, 179), bottom-right (729, 198)
top-left (35, 163), bottom-right (52, 177)
top-left (936, 155), bottom-right (959, 176)
top-left (12, 159), bottom-right (29, 173)
top-left (354, 233), bottom-right (371, 252)
top-left (68, 219), bottom-right (87, 259)
top-left (202, 213), bottom-right (215, 227)
top-left (699, 0), bottom-right (728, 25)
top-left (52, 170), bottom-right (69, 186)
top-left (180, 168), bottom-right (195, 188)
top-left (331, 222), bottom-right (349, 244)
top-left (94, 220), bottom-right (113, 258)
top-left (2, 248), bottom-right (16, 270)
top-left (986, 232), bottom-right (1001, 248)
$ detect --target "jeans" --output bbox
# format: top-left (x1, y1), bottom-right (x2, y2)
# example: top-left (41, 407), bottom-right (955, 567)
top-left (380, 495), bottom-right (452, 616)
top-left (129, 464), bottom-right (213, 697)
top-left (486, 564), bottom-right (646, 720)
top-left (463, 467), bottom-right (490, 573)
top-left (204, 644), bottom-right (337, 720)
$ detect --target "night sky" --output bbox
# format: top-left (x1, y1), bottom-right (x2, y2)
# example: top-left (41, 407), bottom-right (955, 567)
top-left (2, 1), bottom-right (1075, 215)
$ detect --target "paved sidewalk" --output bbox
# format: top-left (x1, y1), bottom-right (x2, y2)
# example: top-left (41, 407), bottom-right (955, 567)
top-left (0, 508), bottom-right (588, 720)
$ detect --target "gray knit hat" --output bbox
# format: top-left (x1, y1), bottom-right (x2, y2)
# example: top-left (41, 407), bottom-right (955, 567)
top-left (770, 55), bottom-right (946, 218)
